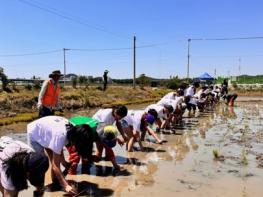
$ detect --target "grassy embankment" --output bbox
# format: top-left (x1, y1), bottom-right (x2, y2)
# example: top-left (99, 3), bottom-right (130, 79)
top-left (0, 86), bottom-right (170, 126)
top-left (1, 84), bottom-right (262, 126)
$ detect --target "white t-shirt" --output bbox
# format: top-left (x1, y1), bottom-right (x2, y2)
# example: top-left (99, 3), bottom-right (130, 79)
top-left (162, 92), bottom-right (176, 100)
top-left (157, 97), bottom-right (183, 111)
top-left (27, 116), bottom-right (68, 154)
top-left (0, 139), bottom-right (33, 191)
top-left (196, 89), bottom-right (204, 99)
top-left (185, 86), bottom-right (195, 97)
top-left (124, 110), bottom-right (144, 132)
top-left (92, 109), bottom-right (116, 135)
top-left (145, 104), bottom-right (165, 119)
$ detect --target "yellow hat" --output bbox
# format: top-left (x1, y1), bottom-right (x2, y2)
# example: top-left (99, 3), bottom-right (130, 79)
top-left (103, 125), bottom-right (118, 137)
top-left (101, 125), bottom-right (118, 148)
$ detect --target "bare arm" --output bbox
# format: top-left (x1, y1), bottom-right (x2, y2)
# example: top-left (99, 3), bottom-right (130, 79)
top-left (116, 121), bottom-right (128, 141)
top-left (146, 126), bottom-right (162, 144)
top-left (37, 80), bottom-right (49, 108)
top-left (51, 153), bottom-right (76, 195)
top-left (3, 189), bottom-right (18, 197)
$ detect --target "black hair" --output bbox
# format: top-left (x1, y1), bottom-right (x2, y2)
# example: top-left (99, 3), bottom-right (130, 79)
top-left (200, 93), bottom-right (207, 99)
top-left (178, 83), bottom-right (188, 90)
top-left (140, 117), bottom-right (147, 132)
top-left (147, 109), bottom-right (158, 119)
top-left (177, 89), bottom-right (184, 96)
top-left (113, 105), bottom-right (128, 118)
top-left (184, 95), bottom-right (191, 103)
top-left (3, 151), bottom-right (29, 191)
top-left (164, 105), bottom-right (174, 113)
top-left (66, 123), bottom-right (94, 160)
top-left (193, 82), bottom-right (200, 88)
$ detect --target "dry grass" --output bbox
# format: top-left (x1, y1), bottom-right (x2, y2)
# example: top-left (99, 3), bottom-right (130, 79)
top-left (0, 85), bottom-right (170, 126)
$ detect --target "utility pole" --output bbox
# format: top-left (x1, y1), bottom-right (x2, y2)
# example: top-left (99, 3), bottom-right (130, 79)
top-left (63, 48), bottom-right (70, 87)
top-left (187, 39), bottom-right (191, 79)
top-left (238, 57), bottom-right (241, 76)
top-left (227, 70), bottom-right (230, 79)
top-left (133, 36), bottom-right (136, 89)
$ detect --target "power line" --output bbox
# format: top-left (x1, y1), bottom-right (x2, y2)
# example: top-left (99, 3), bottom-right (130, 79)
top-left (186, 36), bottom-right (263, 78)
top-left (0, 49), bottom-right (61, 57)
top-left (192, 54), bottom-right (263, 58)
top-left (69, 43), bottom-right (167, 51)
top-left (0, 43), bottom-right (166, 57)
top-left (17, 0), bottom-right (167, 52)
top-left (189, 36), bottom-right (263, 41)
top-left (17, 0), bottom-right (131, 40)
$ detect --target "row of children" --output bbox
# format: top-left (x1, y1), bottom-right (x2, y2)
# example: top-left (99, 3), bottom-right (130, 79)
top-left (0, 82), bottom-right (237, 196)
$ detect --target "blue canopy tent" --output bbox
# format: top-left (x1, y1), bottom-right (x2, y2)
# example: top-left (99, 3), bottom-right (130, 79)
top-left (194, 72), bottom-right (214, 81)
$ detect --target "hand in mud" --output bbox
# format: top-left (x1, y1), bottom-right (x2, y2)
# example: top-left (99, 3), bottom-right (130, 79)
top-left (33, 188), bottom-right (45, 197)
top-left (65, 185), bottom-right (77, 195)
top-left (114, 164), bottom-right (122, 171)
top-left (117, 137), bottom-right (125, 146)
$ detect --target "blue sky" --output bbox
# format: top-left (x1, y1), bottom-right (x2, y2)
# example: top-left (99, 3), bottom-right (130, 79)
top-left (0, 0), bottom-right (263, 79)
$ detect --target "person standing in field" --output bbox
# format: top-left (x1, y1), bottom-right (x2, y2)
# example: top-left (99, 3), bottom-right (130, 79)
top-left (221, 79), bottom-right (228, 95)
top-left (103, 70), bottom-right (109, 91)
top-left (37, 70), bottom-right (63, 118)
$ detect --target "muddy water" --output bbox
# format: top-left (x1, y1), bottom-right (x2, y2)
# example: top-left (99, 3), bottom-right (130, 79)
top-left (3, 99), bottom-right (263, 196)
top-left (122, 102), bottom-right (263, 197)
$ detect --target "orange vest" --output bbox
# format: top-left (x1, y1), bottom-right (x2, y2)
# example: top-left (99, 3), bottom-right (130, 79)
top-left (42, 79), bottom-right (60, 107)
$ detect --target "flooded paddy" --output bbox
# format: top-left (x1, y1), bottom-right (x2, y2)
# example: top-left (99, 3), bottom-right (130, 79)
top-left (2, 99), bottom-right (263, 196)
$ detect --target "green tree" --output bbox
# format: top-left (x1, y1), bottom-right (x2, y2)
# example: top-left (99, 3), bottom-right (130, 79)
top-left (165, 76), bottom-right (181, 89)
top-left (78, 75), bottom-right (88, 86)
top-left (0, 67), bottom-right (11, 92)
top-left (33, 80), bottom-right (41, 89)
top-left (72, 77), bottom-right (77, 88)
top-left (138, 74), bottom-right (150, 89)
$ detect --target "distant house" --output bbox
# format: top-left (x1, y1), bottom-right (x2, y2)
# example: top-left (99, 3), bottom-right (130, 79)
top-left (60, 73), bottom-right (78, 82)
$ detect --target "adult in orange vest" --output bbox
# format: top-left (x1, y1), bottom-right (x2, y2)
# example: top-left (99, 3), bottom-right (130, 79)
top-left (38, 70), bottom-right (63, 118)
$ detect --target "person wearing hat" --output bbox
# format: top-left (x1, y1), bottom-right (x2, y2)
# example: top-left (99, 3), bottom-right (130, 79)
top-left (145, 103), bottom-right (174, 131)
top-left (119, 114), bottom-right (144, 152)
top-left (92, 105), bottom-right (128, 169)
top-left (124, 110), bottom-right (163, 145)
top-left (27, 116), bottom-right (95, 195)
top-left (65, 116), bottom-right (99, 175)
top-left (92, 105), bottom-right (128, 142)
top-left (157, 94), bottom-right (184, 127)
top-left (103, 70), bottom-right (109, 91)
top-left (37, 70), bottom-right (63, 118)
top-left (94, 125), bottom-right (123, 169)
top-left (0, 137), bottom-right (49, 197)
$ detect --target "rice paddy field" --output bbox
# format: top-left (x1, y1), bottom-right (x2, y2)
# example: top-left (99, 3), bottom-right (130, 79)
top-left (2, 97), bottom-right (263, 197)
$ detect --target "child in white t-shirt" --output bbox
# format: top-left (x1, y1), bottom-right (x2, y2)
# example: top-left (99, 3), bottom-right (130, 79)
top-left (0, 137), bottom-right (49, 197)
top-left (145, 104), bottom-right (173, 131)
top-left (124, 110), bottom-right (163, 144)
top-left (27, 116), bottom-right (95, 195)
top-left (120, 114), bottom-right (144, 152)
